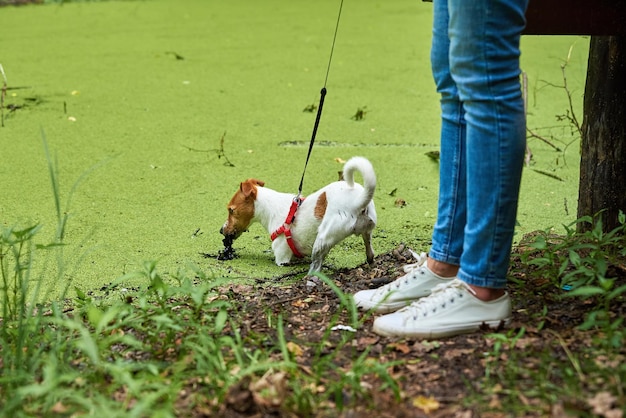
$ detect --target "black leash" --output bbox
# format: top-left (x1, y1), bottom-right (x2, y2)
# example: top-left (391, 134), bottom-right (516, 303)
top-left (272, 0), bottom-right (344, 254)
top-left (297, 0), bottom-right (344, 198)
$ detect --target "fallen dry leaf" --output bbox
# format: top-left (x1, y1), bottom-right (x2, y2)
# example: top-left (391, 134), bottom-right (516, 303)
top-left (286, 341), bottom-right (304, 357)
top-left (250, 371), bottom-right (288, 408)
top-left (291, 299), bottom-right (309, 308)
top-left (50, 402), bottom-right (68, 414)
top-left (588, 391), bottom-right (621, 417)
top-left (388, 342), bottom-right (411, 354)
top-left (357, 336), bottom-right (379, 349)
top-left (442, 347), bottom-right (474, 360)
top-left (412, 395), bottom-right (440, 413)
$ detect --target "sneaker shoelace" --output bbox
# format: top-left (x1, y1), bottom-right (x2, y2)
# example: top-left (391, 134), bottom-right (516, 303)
top-left (401, 279), bottom-right (476, 320)
top-left (372, 252), bottom-right (429, 298)
top-left (402, 250), bottom-right (428, 273)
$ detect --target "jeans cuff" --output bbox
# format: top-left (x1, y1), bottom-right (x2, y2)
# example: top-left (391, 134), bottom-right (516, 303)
top-left (458, 270), bottom-right (507, 289)
top-left (428, 249), bottom-right (461, 267)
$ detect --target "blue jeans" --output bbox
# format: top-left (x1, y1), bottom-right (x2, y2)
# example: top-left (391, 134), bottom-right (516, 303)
top-left (428, 0), bottom-right (528, 289)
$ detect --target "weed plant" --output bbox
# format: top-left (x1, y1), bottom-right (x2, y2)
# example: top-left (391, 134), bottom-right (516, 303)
top-left (478, 213), bottom-right (626, 415)
top-left (522, 213), bottom-right (626, 345)
top-left (1, 257), bottom-right (401, 416)
top-left (1, 134), bottom-right (75, 410)
top-left (0, 138), bottom-right (400, 416)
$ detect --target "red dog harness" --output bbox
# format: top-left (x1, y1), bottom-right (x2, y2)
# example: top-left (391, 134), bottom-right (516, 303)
top-left (270, 196), bottom-right (305, 258)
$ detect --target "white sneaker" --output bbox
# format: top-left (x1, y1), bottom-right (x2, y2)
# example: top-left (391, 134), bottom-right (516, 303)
top-left (353, 253), bottom-right (453, 313)
top-left (372, 279), bottom-right (511, 339)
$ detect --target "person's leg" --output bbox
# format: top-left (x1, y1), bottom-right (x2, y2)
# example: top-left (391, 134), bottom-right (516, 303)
top-left (449, 0), bottom-right (528, 297)
top-left (352, 0), bottom-right (459, 314)
top-left (428, 0), bottom-right (465, 279)
top-left (370, 0), bottom-right (527, 338)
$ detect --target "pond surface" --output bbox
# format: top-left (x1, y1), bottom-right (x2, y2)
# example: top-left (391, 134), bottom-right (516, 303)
top-left (0, 0), bottom-right (588, 297)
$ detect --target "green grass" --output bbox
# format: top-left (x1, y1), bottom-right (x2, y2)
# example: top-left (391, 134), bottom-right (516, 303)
top-left (474, 214), bottom-right (626, 416)
top-left (2, 204), bottom-right (625, 416)
top-left (1, 223), bottom-right (401, 416)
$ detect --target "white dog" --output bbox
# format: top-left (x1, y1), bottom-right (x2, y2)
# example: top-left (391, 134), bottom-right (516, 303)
top-left (220, 156), bottom-right (377, 274)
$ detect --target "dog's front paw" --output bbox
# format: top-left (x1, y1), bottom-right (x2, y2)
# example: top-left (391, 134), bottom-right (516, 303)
top-left (274, 253), bottom-right (293, 266)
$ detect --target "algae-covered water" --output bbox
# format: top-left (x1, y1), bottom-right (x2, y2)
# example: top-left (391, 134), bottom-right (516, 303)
top-left (0, 0), bottom-right (588, 296)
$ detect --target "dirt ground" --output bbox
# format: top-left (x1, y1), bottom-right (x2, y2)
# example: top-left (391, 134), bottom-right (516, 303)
top-left (216, 244), bottom-right (626, 417)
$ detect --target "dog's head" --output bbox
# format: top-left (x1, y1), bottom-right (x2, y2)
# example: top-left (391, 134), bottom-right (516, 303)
top-left (220, 179), bottom-right (265, 240)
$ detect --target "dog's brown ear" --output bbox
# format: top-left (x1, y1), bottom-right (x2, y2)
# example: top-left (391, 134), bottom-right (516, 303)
top-left (240, 179), bottom-right (264, 198)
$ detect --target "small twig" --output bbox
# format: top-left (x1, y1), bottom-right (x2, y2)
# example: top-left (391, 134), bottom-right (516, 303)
top-left (181, 144), bottom-right (211, 152)
top-left (1, 63), bottom-right (7, 128)
top-left (263, 269), bottom-right (309, 283)
top-left (522, 71), bottom-right (528, 115)
top-left (562, 44), bottom-right (583, 138)
top-left (522, 71), bottom-right (533, 166)
top-left (536, 44), bottom-right (583, 140)
top-left (558, 63), bottom-right (583, 138)
top-left (526, 128), bottom-right (562, 152)
top-left (165, 51), bottom-right (185, 60)
top-left (546, 329), bottom-right (585, 382)
top-left (218, 131), bottom-right (235, 167)
top-left (523, 71), bottom-right (563, 153)
top-left (182, 131), bottom-right (235, 167)
top-left (268, 295), bottom-right (307, 306)
top-left (531, 168), bottom-right (564, 182)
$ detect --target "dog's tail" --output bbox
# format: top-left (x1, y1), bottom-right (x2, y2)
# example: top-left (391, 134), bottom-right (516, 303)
top-left (343, 156), bottom-right (376, 209)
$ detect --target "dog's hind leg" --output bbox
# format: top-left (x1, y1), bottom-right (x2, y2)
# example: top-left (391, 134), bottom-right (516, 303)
top-left (308, 245), bottom-right (329, 274)
top-left (308, 236), bottom-right (337, 274)
top-left (353, 210), bottom-right (376, 265)
top-left (362, 231), bottom-right (375, 264)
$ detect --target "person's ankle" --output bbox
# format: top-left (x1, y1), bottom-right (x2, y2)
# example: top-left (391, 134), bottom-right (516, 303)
top-left (426, 257), bottom-right (458, 278)
top-left (468, 285), bottom-right (506, 302)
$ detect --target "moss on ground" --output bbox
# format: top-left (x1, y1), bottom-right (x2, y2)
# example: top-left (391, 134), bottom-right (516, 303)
top-left (0, 0), bottom-right (588, 297)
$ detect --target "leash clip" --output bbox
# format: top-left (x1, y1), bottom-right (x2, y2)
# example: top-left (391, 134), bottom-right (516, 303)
top-left (287, 194), bottom-right (304, 225)
top-left (293, 194), bottom-right (303, 209)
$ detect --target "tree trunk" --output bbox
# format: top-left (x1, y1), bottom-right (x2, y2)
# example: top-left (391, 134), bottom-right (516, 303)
top-left (578, 36), bottom-right (626, 232)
